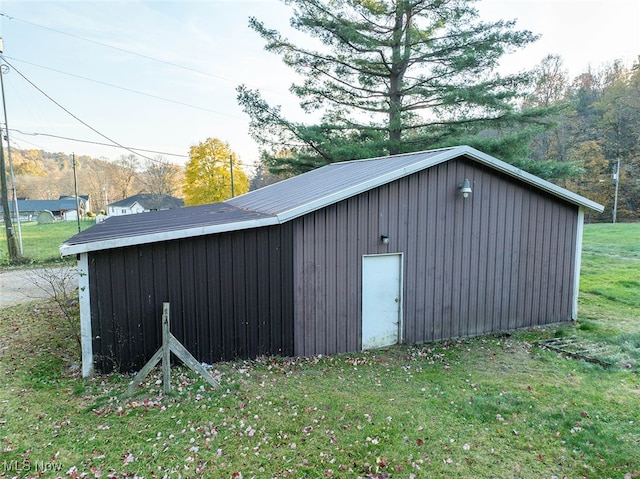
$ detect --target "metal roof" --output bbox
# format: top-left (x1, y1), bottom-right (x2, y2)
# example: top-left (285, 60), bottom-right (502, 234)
top-left (60, 203), bottom-right (276, 255)
top-left (226, 148), bottom-right (446, 216)
top-left (227, 145), bottom-right (604, 220)
top-left (60, 145), bottom-right (604, 256)
top-left (3, 199), bottom-right (81, 213)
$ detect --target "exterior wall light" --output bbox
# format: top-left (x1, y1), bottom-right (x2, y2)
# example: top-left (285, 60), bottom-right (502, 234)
top-left (459, 178), bottom-right (472, 199)
top-left (380, 235), bottom-right (390, 244)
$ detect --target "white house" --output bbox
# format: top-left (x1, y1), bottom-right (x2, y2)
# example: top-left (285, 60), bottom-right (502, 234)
top-left (107, 193), bottom-right (184, 217)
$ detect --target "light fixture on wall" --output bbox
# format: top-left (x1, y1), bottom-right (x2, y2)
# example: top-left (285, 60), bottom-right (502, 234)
top-left (380, 235), bottom-right (390, 244)
top-left (459, 178), bottom-right (472, 199)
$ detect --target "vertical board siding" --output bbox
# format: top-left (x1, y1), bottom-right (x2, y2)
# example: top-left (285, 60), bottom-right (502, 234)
top-left (292, 157), bottom-right (579, 355)
top-left (108, 252), bottom-right (129, 365)
top-left (325, 205), bottom-right (339, 355)
top-left (346, 199), bottom-right (360, 353)
top-left (335, 201), bottom-right (349, 353)
top-left (407, 174), bottom-right (423, 342)
top-left (89, 225), bottom-right (294, 373)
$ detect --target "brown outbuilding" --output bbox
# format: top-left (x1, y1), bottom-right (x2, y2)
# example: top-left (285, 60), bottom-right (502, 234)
top-left (60, 146), bottom-right (604, 377)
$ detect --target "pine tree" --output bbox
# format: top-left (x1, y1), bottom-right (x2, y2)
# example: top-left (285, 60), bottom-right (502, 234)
top-left (237, 0), bottom-right (545, 175)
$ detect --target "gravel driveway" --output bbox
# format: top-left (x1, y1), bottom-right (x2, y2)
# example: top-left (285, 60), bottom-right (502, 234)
top-left (0, 265), bottom-right (79, 308)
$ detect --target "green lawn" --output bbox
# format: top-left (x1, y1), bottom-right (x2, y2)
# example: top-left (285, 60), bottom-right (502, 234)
top-left (0, 223), bottom-right (638, 478)
top-left (0, 220), bottom-right (94, 265)
top-left (579, 223), bottom-right (640, 335)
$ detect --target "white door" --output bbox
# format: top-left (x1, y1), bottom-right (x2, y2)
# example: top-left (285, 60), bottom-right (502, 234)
top-left (362, 254), bottom-right (402, 350)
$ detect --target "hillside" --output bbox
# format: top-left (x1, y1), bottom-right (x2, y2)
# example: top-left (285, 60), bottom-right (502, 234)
top-left (7, 148), bottom-right (184, 213)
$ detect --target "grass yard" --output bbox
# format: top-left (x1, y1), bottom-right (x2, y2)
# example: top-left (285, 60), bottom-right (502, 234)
top-left (0, 220), bottom-right (94, 266)
top-left (0, 223), bottom-right (638, 478)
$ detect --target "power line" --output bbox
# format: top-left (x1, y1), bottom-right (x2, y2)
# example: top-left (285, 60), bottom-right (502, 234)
top-left (8, 128), bottom-right (258, 168)
top-left (4, 55), bottom-right (244, 119)
top-left (0, 11), bottom-right (289, 100)
top-left (0, 11), bottom-right (240, 86)
top-left (0, 10), bottom-right (288, 165)
top-left (1, 55), bottom-right (157, 163)
top-left (9, 129), bottom-right (189, 158)
top-left (8, 135), bottom-right (45, 151)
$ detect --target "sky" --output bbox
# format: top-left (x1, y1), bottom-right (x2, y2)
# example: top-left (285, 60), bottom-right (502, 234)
top-left (0, 0), bottom-right (638, 174)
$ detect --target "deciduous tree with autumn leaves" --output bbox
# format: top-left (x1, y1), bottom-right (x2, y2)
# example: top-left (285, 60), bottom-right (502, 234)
top-left (183, 138), bottom-right (249, 206)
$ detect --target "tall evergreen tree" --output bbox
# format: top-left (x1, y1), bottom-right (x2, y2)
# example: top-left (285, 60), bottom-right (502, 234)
top-left (237, 0), bottom-right (546, 175)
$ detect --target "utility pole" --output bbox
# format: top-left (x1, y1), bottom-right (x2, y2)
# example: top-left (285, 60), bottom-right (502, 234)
top-left (102, 187), bottom-right (108, 214)
top-left (0, 69), bottom-right (22, 255)
top-left (0, 37), bottom-right (21, 261)
top-left (612, 158), bottom-right (620, 224)
top-left (0, 134), bottom-right (18, 260)
top-left (229, 154), bottom-right (235, 198)
top-left (72, 153), bottom-right (81, 233)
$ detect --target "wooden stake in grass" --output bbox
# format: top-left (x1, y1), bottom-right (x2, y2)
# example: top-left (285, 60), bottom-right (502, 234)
top-left (126, 302), bottom-right (219, 396)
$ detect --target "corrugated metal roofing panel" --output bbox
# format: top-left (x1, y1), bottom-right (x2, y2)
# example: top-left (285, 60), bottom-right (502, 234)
top-left (227, 145), bottom-right (604, 219)
top-left (60, 203), bottom-right (276, 255)
top-left (227, 148), bottom-right (450, 215)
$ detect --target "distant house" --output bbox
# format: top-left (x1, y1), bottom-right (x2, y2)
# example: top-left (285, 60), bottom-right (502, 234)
top-left (61, 146), bottom-right (603, 378)
top-left (59, 195), bottom-right (90, 203)
top-left (2, 197), bottom-right (88, 221)
top-left (107, 193), bottom-right (184, 217)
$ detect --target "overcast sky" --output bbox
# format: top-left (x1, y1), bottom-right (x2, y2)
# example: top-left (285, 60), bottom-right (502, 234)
top-left (0, 0), bottom-right (638, 173)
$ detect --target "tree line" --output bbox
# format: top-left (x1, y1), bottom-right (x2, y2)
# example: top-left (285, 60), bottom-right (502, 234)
top-left (8, 138), bottom-right (252, 213)
top-left (9, 149), bottom-right (185, 213)
top-left (527, 55), bottom-right (640, 222)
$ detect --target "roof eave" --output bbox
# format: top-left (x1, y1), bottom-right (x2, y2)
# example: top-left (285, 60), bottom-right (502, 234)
top-left (59, 215), bottom-right (279, 256)
top-left (273, 146), bottom-right (604, 222)
top-left (275, 148), bottom-right (459, 222)
top-left (458, 146), bottom-right (605, 213)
